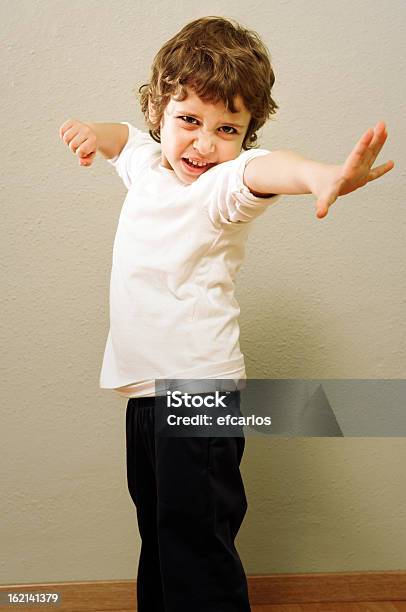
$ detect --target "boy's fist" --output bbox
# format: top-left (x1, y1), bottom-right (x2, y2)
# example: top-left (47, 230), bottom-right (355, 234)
top-left (59, 119), bottom-right (97, 166)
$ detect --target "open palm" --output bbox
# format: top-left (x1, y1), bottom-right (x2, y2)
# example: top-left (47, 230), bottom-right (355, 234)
top-left (316, 121), bottom-right (394, 219)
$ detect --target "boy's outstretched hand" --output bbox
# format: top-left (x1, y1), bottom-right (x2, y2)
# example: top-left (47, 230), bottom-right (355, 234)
top-left (314, 121), bottom-right (394, 219)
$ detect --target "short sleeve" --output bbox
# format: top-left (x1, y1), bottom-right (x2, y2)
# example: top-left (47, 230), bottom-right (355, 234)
top-left (207, 149), bottom-right (282, 226)
top-left (107, 122), bottom-right (159, 190)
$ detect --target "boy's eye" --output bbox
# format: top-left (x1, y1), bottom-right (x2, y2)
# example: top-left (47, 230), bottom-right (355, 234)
top-left (219, 125), bottom-right (237, 135)
top-left (179, 115), bottom-right (199, 125)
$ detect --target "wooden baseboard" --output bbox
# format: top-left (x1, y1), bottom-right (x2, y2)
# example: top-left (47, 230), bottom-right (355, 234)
top-left (248, 572), bottom-right (406, 604)
top-left (1, 572), bottom-right (406, 610)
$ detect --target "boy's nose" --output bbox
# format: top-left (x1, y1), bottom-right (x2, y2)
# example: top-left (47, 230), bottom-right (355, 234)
top-left (193, 133), bottom-right (215, 156)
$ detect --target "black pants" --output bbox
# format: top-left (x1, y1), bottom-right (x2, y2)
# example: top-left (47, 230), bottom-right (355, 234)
top-left (125, 391), bottom-right (251, 612)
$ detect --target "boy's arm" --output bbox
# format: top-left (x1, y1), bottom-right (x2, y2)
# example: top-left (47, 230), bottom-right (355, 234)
top-left (244, 121), bottom-right (394, 219)
top-left (85, 122), bottom-right (129, 160)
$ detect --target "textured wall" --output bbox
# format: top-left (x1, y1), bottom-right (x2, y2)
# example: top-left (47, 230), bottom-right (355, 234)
top-left (1, 0), bottom-right (405, 583)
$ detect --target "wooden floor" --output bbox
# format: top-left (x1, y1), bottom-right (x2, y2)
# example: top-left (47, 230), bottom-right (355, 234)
top-left (99, 602), bottom-right (406, 611)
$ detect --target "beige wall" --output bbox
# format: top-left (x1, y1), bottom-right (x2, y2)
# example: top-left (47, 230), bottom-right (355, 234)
top-left (1, 0), bottom-right (405, 583)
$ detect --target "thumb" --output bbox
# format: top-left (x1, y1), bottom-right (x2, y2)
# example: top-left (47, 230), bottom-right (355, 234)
top-left (316, 200), bottom-right (329, 219)
top-left (79, 152), bottom-right (96, 166)
top-left (315, 189), bottom-right (339, 219)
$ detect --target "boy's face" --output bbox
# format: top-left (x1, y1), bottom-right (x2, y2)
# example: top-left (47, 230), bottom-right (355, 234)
top-left (157, 89), bottom-right (251, 184)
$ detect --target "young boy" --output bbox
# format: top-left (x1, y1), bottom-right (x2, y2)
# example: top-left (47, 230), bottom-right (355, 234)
top-left (59, 16), bottom-right (393, 612)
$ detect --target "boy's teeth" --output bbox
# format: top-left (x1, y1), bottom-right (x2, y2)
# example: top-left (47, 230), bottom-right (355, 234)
top-left (187, 158), bottom-right (208, 167)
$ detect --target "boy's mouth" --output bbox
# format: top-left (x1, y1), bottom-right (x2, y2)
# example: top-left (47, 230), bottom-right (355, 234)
top-left (181, 157), bottom-right (216, 174)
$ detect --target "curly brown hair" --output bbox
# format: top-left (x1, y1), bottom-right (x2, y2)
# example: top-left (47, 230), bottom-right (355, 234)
top-left (137, 16), bottom-right (278, 150)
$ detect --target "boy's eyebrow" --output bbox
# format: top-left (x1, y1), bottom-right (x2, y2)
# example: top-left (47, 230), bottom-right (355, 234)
top-left (174, 110), bottom-right (246, 129)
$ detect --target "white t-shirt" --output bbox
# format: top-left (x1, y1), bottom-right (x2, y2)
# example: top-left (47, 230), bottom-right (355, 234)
top-left (99, 123), bottom-right (281, 397)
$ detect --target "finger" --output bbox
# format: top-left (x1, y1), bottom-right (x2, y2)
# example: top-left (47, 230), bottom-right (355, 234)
top-left (76, 141), bottom-right (92, 157)
top-left (367, 121), bottom-right (388, 167)
top-left (342, 127), bottom-right (375, 173)
top-left (61, 126), bottom-right (78, 146)
top-left (59, 119), bottom-right (75, 140)
top-left (368, 159), bottom-right (395, 182)
top-left (353, 126), bottom-right (375, 157)
top-left (68, 134), bottom-right (88, 154)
